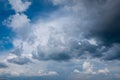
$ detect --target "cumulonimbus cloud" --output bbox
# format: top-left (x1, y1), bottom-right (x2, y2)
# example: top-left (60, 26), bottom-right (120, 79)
top-left (4, 0), bottom-right (120, 66)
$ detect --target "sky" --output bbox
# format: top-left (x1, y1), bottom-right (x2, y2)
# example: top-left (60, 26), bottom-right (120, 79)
top-left (0, 0), bottom-right (120, 80)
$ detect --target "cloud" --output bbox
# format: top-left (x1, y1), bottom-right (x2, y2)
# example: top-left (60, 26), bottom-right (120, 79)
top-left (73, 69), bottom-right (81, 73)
top-left (3, 1), bottom-right (120, 74)
top-left (4, 0), bottom-right (120, 65)
top-left (47, 71), bottom-right (58, 76)
top-left (38, 70), bottom-right (58, 76)
top-left (4, 0), bottom-right (120, 64)
top-left (82, 61), bottom-right (96, 74)
top-left (103, 43), bottom-right (120, 60)
top-left (83, 0), bottom-right (120, 46)
top-left (8, 0), bottom-right (31, 12)
top-left (3, 0), bottom-right (32, 42)
top-left (82, 61), bottom-right (110, 75)
top-left (32, 49), bottom-right (71, 61)
top-left (87, 38), bottom-right (98, 46)
top-left (51, 0), bottom-right (68, 5)
top-left (0, 62), bottom-right (8, 68)
top-left (98, 68), bottom-right (109, 74)
top-left (4, 13), bottom-right (30, 30)
top-left (7, 56), bottom-right (32, 65)
top-left (1, 0), bottom-right (120, 78)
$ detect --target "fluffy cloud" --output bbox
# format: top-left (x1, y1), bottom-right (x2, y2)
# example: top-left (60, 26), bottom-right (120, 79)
top-left (82, 61), bottom-right (110, 75)
top-left (8, 0), bottom-right (31, 12)
top-left (4, 0), bottom-right (31, 40)
top-left (82, 61), bottom-right (96, 74)
top-left (73, 69), bottom-right (81, 73)
top-left (4, 13), bottom-right (30, 30)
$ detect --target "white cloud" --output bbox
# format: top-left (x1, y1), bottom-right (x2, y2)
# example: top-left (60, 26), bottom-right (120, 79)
top-left (82, 61), bottom-right (96, 74)
top-left (0, 69), bottom-right (19, 76)
top-left (8, 0), bottom-right (31, 12)
top-left (98, 68), bottom-right (109, 74)
top-left (88, 38), bottom-right (98, 46)
top-left (4, 13), bottom-right (30, 30)
top-left (7, 54), bottom-right (17, 60)
top-left (73, 69), bottom-right (80, 73)
top-left (47, 71), bottom-right (58, 76)
top-left (38, 70), bottom-right (58, 76)
top-left (82, 61), bottom-right (110, 75)
top-left (12, 39), bottom-right (33, 58)
top-left (9, 71), bottom-right (23, 76)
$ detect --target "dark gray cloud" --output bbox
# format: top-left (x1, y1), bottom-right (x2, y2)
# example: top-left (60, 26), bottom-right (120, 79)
top-left (7, 57), bottom-right (32, 65)
top-left (33, 51), bottom-right (71, 61)
top-left (61, 0), bottom-right (120, 61)
top-left (32, 39), bottom-right (101, 61)
top-left (85, 0), bottom-right (120, 45)
top-left (103, 44), bottom-right (120, 60)
top-left (0, 62), bottom-right (8, 68)
top-left (49, 52), bottom-right (71, 61)
top-left (11, 45), bottom-right (23, 56)
top-left (83, 0), bottom-right (120, 61)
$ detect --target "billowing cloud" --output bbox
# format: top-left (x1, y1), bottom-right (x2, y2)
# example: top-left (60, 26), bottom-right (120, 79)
top-left (1, 0), bottom-right (120, 78)
top-left (82, 61), bottom-right (96, 74)
top-left (4, 13), bottom-right (30, 30)
top-left (4, 0), bottom-right (120, 64)
top-left (8, 0), bottom-right (31, 12)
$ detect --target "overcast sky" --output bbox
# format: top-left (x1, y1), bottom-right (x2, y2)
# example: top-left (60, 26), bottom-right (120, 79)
top-left (0, 0), bottom-right (120, 80)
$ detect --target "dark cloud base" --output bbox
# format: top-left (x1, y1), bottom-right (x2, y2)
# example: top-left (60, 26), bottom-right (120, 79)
top-left (7, 57), bottom-right (32, 65)
top-left (0, 62), bottom-right (8, 68)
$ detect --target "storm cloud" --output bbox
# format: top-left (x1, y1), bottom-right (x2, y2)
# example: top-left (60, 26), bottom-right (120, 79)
top-left (4, 0), bottom-right (120, 63)
top-left (0, 0), bottom-right (120, 79)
